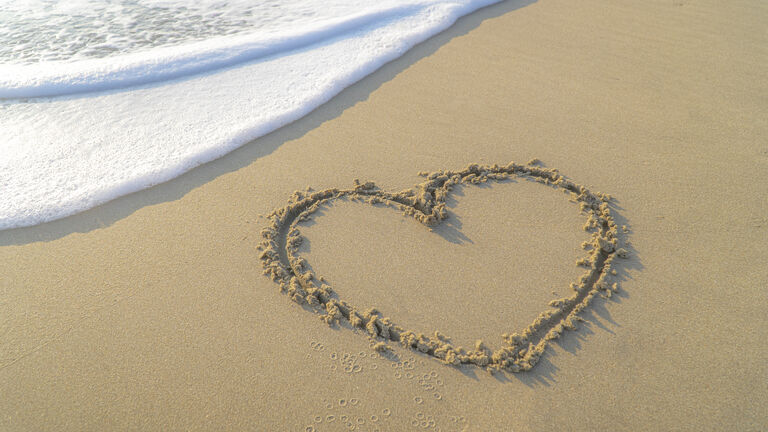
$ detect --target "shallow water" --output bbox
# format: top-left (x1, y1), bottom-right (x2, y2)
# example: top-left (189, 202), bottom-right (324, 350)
top-left (1, 0), bottom-right (382, 64)
top-left (0, 0), bottom-right (499, 230)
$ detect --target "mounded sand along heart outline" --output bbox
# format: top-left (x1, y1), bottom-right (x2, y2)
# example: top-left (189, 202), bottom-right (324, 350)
top-left (257, 161), bottom-right (628, 372)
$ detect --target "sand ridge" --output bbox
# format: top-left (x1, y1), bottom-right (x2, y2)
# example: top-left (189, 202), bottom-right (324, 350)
top-left (258, 160), bottom-right (629, 373)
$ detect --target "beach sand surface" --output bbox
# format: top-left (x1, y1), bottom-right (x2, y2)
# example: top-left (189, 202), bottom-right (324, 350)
top-left (1, 0), bottom-right (767, 430)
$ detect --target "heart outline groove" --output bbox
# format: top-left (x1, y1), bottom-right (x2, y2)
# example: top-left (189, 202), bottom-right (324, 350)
top-left (257, 161), bottom-right (628, 372)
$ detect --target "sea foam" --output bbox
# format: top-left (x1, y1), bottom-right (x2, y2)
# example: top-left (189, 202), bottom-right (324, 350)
top-left (0, 0), bottom-right (500, 230)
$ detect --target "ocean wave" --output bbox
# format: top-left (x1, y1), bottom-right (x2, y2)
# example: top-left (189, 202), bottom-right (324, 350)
top-left (0, 0), bottom-right (499, 230)
top-left (0, 3), bottom-right (426, 99)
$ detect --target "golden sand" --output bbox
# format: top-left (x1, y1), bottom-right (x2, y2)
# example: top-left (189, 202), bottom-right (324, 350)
top-left (1, 0), bottom-right (766, 430)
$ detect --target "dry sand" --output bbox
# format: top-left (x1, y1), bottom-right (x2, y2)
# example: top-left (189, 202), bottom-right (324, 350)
top-left (1, 0), bottom-right (767, 430)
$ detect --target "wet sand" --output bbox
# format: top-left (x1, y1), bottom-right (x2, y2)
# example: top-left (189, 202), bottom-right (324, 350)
top-left (1, 0), bottom-right (767, 430)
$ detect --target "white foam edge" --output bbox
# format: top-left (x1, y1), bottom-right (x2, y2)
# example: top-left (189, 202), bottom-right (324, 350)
top-left (0, 0), bottom-right (500, 230)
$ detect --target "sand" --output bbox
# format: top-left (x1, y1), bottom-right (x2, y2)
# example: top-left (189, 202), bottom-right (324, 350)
top-left (258, 161), bottom-right (627, 372)
top-left (1, 0), bottom-right (767, 430)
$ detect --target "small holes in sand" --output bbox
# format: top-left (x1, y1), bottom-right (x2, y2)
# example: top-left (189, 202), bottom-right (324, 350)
top-left (307, 397), bottom-right (397, 431)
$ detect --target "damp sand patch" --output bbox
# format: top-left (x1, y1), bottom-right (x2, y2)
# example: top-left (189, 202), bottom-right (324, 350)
top-left (294, 180), bottom-right (586, 348)
top-left (257, 161), bottom-right (629, 372)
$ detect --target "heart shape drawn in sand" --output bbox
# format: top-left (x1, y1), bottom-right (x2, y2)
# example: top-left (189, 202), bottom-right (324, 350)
top-left (257, 161), bottom-right (628, 372)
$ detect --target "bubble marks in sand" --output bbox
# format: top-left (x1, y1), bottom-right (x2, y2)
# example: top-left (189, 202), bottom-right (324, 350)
top-left (306, 395), bottom-right (393, 432)
top-left (307, 345), bottom-right (466, 431)
top-left (257, 160), bottom-right (629, 373)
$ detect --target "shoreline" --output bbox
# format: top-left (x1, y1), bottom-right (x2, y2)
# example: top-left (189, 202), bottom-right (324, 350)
top-left (0, 0), bottom-right (536, 236)
top-left (0, 0), bottom-right (536, 248)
